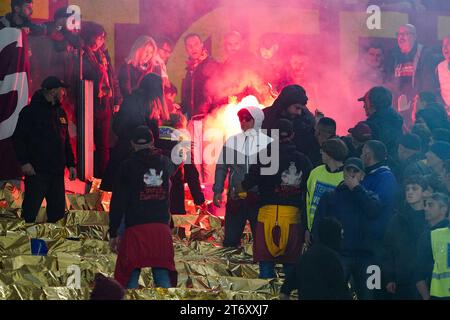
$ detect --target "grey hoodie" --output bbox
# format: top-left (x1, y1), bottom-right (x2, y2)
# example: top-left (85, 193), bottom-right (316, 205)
top-left (213, 106), bottom-right (268, 195)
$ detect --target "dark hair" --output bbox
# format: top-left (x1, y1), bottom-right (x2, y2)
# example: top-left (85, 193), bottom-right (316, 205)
top-left (364, 140), bottom-right (387, 162)
top-left (424, 174), bottom-right (447, 194)
top-left (404, 175), bottom-right (428, 191)
top-left (321, 138), bottom-right (348, 162)
top-left (429, 193), bottom-right (449, 216)
top-left (155, 35), bottom-right (174, 48)
top-left (416, 108), bottom-right (446, 131)
top-left (164, 82), bottom-right (178, 95)
top-left (184, 33), bottom-right (202, 44)
top-left (80, 22), bottom-right (106, 47)
top-left (411, 123), bottom-right (432, 153)
top-left (318, 217), bottom-right (343, 251)
top-left (365, 41), bottom-right (385, 54)
top-left (11, 0), bottom-right (32, 12)
top-left (432, 128), bottom-right (450, 144)
top-left (317, 117), bottom-right (337, 133)
top-left (418, 91), bottom-right (436, 105)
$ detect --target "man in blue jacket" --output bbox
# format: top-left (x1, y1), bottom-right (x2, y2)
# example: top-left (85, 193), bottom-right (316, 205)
top-left (361, 140), bottom-right (399, 242)
top-left (312, 157), bottom-right (382, 300)
top-left (361, 140), bottom-right (399, 298)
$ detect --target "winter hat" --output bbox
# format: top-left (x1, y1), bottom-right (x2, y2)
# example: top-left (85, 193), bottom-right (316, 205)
top-left (132, 125), bottom-right (154, 145)
top-left (90, 274), bottom-right (125, 300)
top-left (399, 133), bottom-right (421, 151)
top-left (276, 119), bottom-right (294, 138)
top-left (344, 157), bottom-right (365, 172)
top-left (321, 138), bottom-right (348, 162)
top-left (348, 122), bottom-right (372, 142)
top-left (273, 85), bottom-right (308, 109)
top-left (429, 142), bottom-right (450, 161)
top-left (416, 108), bottom-right (446, 131)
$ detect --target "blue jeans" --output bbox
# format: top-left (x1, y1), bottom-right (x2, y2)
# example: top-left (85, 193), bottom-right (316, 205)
top-left (259, 261), bottom-right (295, 279)
top-left (126, 268), bottom-right (171, 289)
top-left (340, 255), bottom-right (374, 300)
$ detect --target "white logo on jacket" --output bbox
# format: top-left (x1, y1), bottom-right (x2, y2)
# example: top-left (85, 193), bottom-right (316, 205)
top-left (281, 162), bottom-right (302, 186)
top-left (143, 169), bottom-right (163, 186)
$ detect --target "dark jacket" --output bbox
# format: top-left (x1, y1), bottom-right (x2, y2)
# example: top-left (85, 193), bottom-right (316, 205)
top-left (341, 136), bottom-right (363, 159)
top-left (241, 142), bottom-right (312, 211)
top-left (181, 56), bottom-right (217, 119)
top-left (312, 182), bottom-right (382, 256)
top-left (109, 149), bottom-right (176, 238)
top-left (362, 163), bottom-right (399, 243)
top-left (391, 153), bottom-right (432, 184)
top-left (382, 204), bottom-right (428, 285)
top-left (280, 243), bottom-right (352, 300)
top-left (118, 63), bottom-right (162, 98)
top-left (83, 48), bottom-right (122, 116)
top-left (365, 108), bottom-right (403, 159)
top-left (156, 136), bottom-right (205, 211)
top-left (385, 43), bottom-right (440, 101)
top-left (262, 106), bottom-right (316, 157)
top-left (100, 77), bottom-right (161, 191)
top-left (12, 90), bottom-right (75, 175)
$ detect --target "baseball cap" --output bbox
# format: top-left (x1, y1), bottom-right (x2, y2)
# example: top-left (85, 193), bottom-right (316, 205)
top-left (348, 122), bottom-right (372, 142)
top-left (53, 7), bottom-right (73, 21)
top-left (344, 157), bottom-right (365, 172)
top-left (358, 86), bottom-right (392, 110)
top-left (41, 76), bottom-right (70, 90)
top-left (131, 126), bottom-right (154, 145)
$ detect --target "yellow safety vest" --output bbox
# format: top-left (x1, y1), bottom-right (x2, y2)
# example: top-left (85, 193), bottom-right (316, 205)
top-left (430, 227), bottom-right (450, 298)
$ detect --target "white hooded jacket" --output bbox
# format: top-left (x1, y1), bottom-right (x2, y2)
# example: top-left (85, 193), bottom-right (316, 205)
top-left (213, 106), bottom-right (271, 195)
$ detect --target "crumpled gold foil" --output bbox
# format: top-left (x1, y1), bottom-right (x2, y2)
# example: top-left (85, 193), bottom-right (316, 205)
top-left (0, 232), bottom-right (31, 255)
top-left (0, 183), bottom-right (283, 300)
top-left (65, 210), bottom-right (109, 227)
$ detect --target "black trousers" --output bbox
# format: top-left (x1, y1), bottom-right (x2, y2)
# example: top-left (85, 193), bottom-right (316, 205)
top-left (94, 99), bottom-right (112, 179)
top-left (22, 173), bottom-right (66, 223)
top-left (223, 193), bottom-right (258, 248)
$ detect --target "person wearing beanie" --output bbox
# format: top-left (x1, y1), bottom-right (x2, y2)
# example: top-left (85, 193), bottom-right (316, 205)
top-left (90, 273), bottom-right (125, 300)
top-left (342, 121), bottom-right (373, 158)
top-left (426, 141), bottom-right (450, 178)
top-left (383, 175), bottom-right (429, 300)
top-left (237, 118), bottom-right (313, 279)
top-left (392, 133), bottom-right (432, 183)
top-left (416, 108), bottom-right (448, 132)
top-left (109, 126), bottom-right (178, 289)
top-left (305, 138), bottom-right (348, 241)
top-left (358, 86), bottom-right (404, 159)
top-left (262, 85), bottom-right (316, 155)
top-left (361, 140), bottom-right (399, 277)
top-left (312, 157), bottom-right (382, 300)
